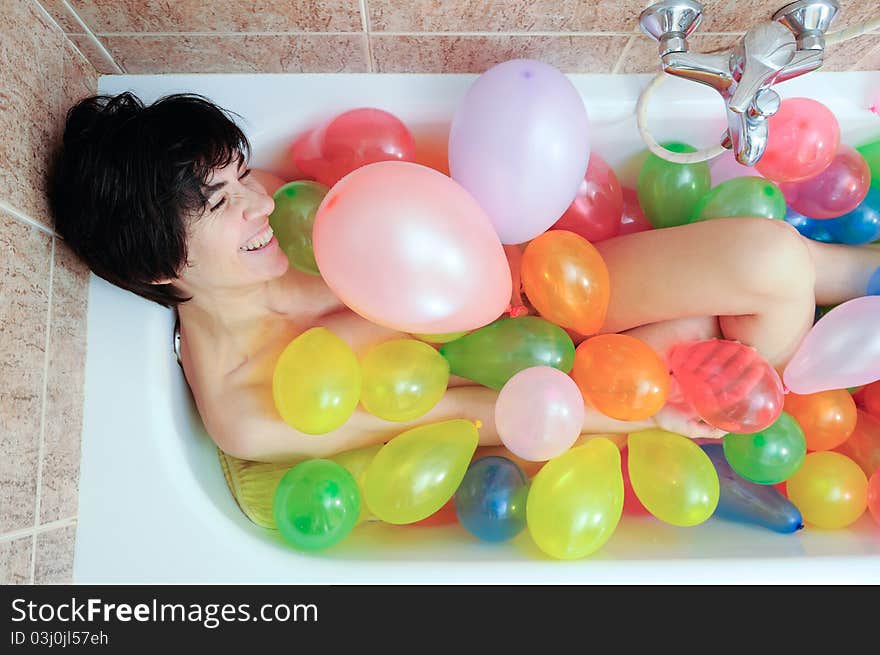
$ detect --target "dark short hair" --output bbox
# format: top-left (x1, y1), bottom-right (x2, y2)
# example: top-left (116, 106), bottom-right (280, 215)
top-left (48, 92), bottom-right (251, 307)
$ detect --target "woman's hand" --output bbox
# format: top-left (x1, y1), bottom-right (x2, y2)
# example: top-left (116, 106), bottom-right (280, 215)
top-left (651, 376), bottom-right (727, 440)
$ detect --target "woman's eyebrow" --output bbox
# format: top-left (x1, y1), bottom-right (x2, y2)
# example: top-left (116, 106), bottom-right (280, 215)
top-left (202, 158), bottom-right (248, 195)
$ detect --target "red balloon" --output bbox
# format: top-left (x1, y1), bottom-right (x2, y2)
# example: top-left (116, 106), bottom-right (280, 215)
top-left (550, 153), bottom-right (623, 242)
top-left (756, 97), bottom-right (840, 183)
top-left (856, 381), bottom-right (880, 419)
top-left (780, 145), bottom-right (871, 219)
top-left (668, 339), bottom-right (784, 434)
top-left (619, 187), bottom-right (653, 235)
top-left (291, 108), bottom-right (416, 187)
top-left (621, 447), bottom-right (651, 516)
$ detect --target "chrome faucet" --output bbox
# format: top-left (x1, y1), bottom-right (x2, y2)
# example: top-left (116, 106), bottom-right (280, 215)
top-left (638, 0), bottom-right (840, 166)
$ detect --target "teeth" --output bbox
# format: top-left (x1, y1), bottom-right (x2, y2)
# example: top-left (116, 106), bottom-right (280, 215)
top-left (240, 226), bottom-right (274, 252)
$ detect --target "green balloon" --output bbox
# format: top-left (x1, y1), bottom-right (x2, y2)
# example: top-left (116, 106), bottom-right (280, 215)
top-left (722, 412), bottom-right (806, 485)
top-left (689, 176), bottom-right (786, 223)
top-left (270, 181), bottom-right (329, 276)
top-left (273, 459), bottom-right (360, 551)
top-left (637, 142), bottom-right (711, 229)
top-left (856, 139), bottom-right (880, 188)
top-left (439, 316), bottom-right (575, 391)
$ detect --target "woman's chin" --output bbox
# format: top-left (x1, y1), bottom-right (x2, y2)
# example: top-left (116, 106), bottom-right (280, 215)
top-left (240, 236), bottom-right (290, 279)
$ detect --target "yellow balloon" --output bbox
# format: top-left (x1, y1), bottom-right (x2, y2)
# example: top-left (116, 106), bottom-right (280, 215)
top-left (364, 419), bottom-right (479, 524)
top-left (360, 339), bottom-right (450, 421)
top-left (330, 444), bottom-right (382, 525)
top-left (786, 451), bottom-right (867, 529)
top-left (411, 331), bottom-right (469, 344)
top-left (628, 429), bottom-right (720, 527)
top-left (272, 327), bottom-right (361, 435)
top-left (526, 438), bottom-right (623, 560)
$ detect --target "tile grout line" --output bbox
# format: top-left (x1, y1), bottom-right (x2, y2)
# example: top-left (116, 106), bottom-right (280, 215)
top-left (0, 200), bottom-right (57, 237)
top-left (850, 38), bottom-right (880, 70)
top-left (32, 0), bottom-right (95, 76)
top-left (360, 0), bottom-right (375, 73)
top-left (612, 35), bottom-right (637, 74)
top-left (29, 236), bottom-right (56, 584)
top-left (59, 0), bottom-right (125, 73)
top-left (87, 30), bottom-right (697, 38)
top-left (2, 517), bottom-right (79, 544)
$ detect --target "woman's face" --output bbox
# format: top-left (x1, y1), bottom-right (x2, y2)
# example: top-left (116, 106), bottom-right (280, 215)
top-left (178, 157), bottom-right (289, 294)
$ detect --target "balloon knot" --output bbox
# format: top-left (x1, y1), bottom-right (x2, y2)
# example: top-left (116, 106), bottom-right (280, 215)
top-left (473, 419), bottom-right (483, 430)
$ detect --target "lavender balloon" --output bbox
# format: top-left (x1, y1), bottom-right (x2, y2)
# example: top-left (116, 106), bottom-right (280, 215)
top-left (783, 295), bottom-right (880, 394)
top-left (449, 59), bottom-right (590, 245)
top-left (495, 366), bottom-right (585, 461)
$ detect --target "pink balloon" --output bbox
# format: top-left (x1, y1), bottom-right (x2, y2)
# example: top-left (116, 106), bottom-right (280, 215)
top-left (495, 366), bottom-right (585, 461)
top-left (550, 153), bottom-right (623, 243)
top-left (618, 187), bottom-right (653, 236)
top-left (313, 161), bottom-right (512, 334)
top-left (710, 149), bottom-right (762, 186)
top-left (784, 296), bottom-right (880, 394)
top-left (780, 145), bottom-right (871, 219)
top-left (755, 97), bottom-right (840, 183)
top-left (449, 59), bottom-right (590, 245)
top-left (668, 339), bottom-right (784, 434)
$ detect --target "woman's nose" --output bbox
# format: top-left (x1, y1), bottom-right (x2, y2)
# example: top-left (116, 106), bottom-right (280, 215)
top-left (243, 187), bottom-right (275, 222)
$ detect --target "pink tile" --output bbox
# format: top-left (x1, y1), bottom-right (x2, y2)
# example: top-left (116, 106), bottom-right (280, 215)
top-left (39, 242), bottom-right (88, 524)
top-left (0, 211), bottom-right (53, 533)
top-left (0, 0), bottom-right (66, 228)
top-left (368, 0), bottom-right (645, 33)
top-left (34, 523), bottom-right (76, 583)
top-left (371, 34), bottom-right (629, 73)
top-left (102, 34), bottom-right (370, 73)
top-left (695, 0), bottom-right (879, 33)
top-left (68, 33), bottom-right (121, 74)
top-left (0, 537), bottom-right (33, 584)
top-left (67, 0), bottom-right (363, 33)
top-left (36, 0), bottom-right (83, 33)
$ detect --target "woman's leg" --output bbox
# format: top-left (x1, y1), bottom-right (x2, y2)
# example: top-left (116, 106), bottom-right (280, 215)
top-left (593, 218), bottom-right (816, 370)
top-left (803, 239), bottom-right (880, 306)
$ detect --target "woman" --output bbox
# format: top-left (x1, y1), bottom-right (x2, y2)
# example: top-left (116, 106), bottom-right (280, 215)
top-left (49, 92), bottom-right (880, 463)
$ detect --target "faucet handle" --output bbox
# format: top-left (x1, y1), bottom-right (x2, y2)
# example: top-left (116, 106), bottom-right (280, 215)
top-left (728, 22), bottom-right (797, 115)
top-left (773, 0), bottom-right (839, 50)
top-left (639, 0), bottom-right (704, 56)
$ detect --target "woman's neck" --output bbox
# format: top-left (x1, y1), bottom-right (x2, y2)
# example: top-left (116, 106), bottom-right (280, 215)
top-left (177, 279), bottom-right (281, 340)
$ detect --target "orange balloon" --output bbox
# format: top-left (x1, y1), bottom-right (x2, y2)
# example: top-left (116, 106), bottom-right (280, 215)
top-left (520, 230), bottom-right (610, 336)
top-left (835, 409), bottom-right (880, 477)
top-left (571, 334), bottom-right (670, 421)
top-left (783, 389), bottom-right (857, 451)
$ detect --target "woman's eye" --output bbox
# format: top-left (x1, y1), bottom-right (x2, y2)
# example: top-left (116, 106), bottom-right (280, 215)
top-left (210, 197), bottom-right (226, 212)
top-left (239, 168), bottom-right (252, 180)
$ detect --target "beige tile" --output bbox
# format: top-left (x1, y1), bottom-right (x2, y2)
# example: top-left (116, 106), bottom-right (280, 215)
top-left (822, 33), bottom-right (880, 71)
top-left (34, 523), bottom-right (76, 584)
top-left (61, 40), bottom-right (99, 108)
top-left (0, 537), bottom-right (33, 584)
top-left (67, 0), bottom-right (362, 33)
top-left (372, 34), bottom-right (628, 73)
top-left (852, 38), bottom-right (880, 70)
top-left (68, 33), bottom-right (120, 75)
top-left (39, 242), bottom-right (88, 525)
top-left (0, 0), bottom-right (65, 228)
top-left (617, 33), bottom-right (742, 74)
top-left (102, 33), bottom-right (369, 73)
top-left (0, 212), bottom-right (53, 533)
top-left (696, 0), bottom-right (878, 33)
top-left (369, 0), bottom-right (646, 33)
top-left (37, 0), bottom-right (83, 33)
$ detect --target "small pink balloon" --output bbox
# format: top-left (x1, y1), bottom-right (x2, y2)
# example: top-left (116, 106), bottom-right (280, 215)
top-left (756, 97), bottom-right (840, 183)
top-left (668, 339), bottom-right (784, 434)
top-left (313, 161), bottom-right (512, 334)
top-left (780, 145), bottom-right (871, 219)
top-left (618, 187), bottom-right (653, 236)
top-left (495, 366), bottom-right (585, 462)
top-left (710, 149), bottom-right (762, 186)
top-left (550, 153), bottom-right (623, 243)
top-left (784, 296), bottom-right (880, 394)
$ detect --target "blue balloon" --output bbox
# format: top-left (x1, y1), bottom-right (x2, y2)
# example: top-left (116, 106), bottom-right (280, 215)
top-left (825, 186), bottom-right (880, 245)
top-left (784, 207), bottom-right (834, 243)
top-left (700, 444), bottom-right (803, 534)
top-left (868, 266), bottom-right (880, 296)
top-left (454, 456), bottom-right (528, 543)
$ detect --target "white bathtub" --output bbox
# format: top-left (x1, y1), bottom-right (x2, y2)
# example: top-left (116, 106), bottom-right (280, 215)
top-left (75, 71), bottom-right (880, 584)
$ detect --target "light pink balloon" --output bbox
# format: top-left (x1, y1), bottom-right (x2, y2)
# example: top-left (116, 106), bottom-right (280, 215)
top-left (495, 366), bottom-right (585, 462)
top-left (783, 296), bottom-right (880, 394)
top-left (449, 59), bottom-right (590, 245)
top-left (710, 149), bottom-right (762, 186)
top-left (313, 161), bottom-right (512, 334)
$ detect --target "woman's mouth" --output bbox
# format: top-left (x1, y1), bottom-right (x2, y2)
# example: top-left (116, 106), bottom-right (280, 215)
top-left (240, 225), bottom-right (275, 252)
